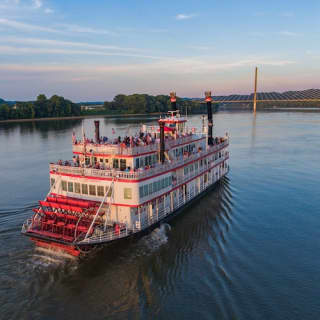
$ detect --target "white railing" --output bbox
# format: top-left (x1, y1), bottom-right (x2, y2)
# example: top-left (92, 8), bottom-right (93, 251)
top-left (51, 140), bottom-right (229, 181)
top-left (72, 134), bottom-right (205, 156)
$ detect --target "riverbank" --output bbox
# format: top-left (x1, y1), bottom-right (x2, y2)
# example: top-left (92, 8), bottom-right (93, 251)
top-left (0, 112), bottom-right (163, 124)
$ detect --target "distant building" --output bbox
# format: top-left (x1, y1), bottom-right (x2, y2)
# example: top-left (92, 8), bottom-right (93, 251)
top-left (80, 105), bottom-right (104, 111)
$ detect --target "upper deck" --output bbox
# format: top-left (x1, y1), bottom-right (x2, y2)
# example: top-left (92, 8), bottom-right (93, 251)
top-left (72, 132), bottom-right (202, 157)
top-left (51, 138), bottom-right (229, 182)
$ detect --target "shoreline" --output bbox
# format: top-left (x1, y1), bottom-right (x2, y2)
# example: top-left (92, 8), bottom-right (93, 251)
top-left (0, 112), bottom-right (163, 124)
top-left (1, 108), bottom-right (320, 124)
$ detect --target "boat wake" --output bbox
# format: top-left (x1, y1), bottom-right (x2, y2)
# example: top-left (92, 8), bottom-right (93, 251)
top-left (141, 223), bottom-right (171, 251)
top-left (30, 247), bottom-right (78, 269)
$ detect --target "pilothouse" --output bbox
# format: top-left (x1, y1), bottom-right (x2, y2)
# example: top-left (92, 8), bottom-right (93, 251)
top-left (22, 91), bottom-right (230, 257)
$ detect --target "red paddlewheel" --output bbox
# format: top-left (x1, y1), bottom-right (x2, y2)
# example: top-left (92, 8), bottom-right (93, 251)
top-left (31, 238), bottom-right (81, 257)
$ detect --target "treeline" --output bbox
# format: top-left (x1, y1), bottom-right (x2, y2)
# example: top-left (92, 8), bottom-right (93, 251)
top-left (103, 94), bottom-right (206, 114)
top-left (0, 94), bottom-right (81, 120)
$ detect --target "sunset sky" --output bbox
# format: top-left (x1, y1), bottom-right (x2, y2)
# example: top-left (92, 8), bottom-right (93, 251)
top-left (0, 0), bottom-right (319, 101)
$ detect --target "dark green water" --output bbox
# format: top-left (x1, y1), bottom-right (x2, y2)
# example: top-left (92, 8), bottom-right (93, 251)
top-left (0, 112), bottom-right (320, 320)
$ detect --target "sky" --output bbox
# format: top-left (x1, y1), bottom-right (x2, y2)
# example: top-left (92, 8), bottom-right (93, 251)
top-left (0, 0), bottom-right (319, 101)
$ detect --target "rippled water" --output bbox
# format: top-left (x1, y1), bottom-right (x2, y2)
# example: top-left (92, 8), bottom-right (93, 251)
top-left (0, 112), bottom-right (320, 320)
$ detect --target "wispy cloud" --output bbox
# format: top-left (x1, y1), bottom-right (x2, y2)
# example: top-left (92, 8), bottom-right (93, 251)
top-left (58, 23), bottom-right (117, 36)
top-left (0, 18), bottom-right (61, 33)
top-left (32, 0), bottom-right (42, 9)
top-left (176, 13), bottom-right (196, 20)
top-left (0, 18), bottom-right (116, 36)
top-left (278, 30), bottom-right (301, 37)
top-left (0, 36), bottom-right (146, 52)
top-left (44, 8), bottom-right (54, 14)
top-left (0, 45), bottom-right (164, 59)
top-left (0, 57), bottom-right (295, 76)
top-left (188, 45), bottom-right (211, 51)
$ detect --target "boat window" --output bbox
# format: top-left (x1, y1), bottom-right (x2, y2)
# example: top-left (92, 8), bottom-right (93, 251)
top-left (149, 183), bottom-right (152, 194)
top-left (135, 158), bottom-right (140, 169)
top-left (50, 178), bottom-right (55, 187)
top-left (85, 157), bottom-right (90, 165)
top-left (61, 180), bottom-right (67, 191)
top-left (124, 188), bottom-right (132, 199)
top-left (106, 185), bottom-right (113, 197)
top-left (120, 159), bottom-right (126, 170)
top-left (100, 158), bottom-right (103, 163)
top-left (75, 183), bottom-right (81, 193)
top-left (113, 158), bottom-right (119, 169)
top-left (143, 185), bottom-right (148, 197)
top-left (153, 181), bottom-right (157, 193)
top-left (139, 186), bottom-right (144, 198)
top-left (81, 184), bottom-right (88, 194)
top-left (89, 185), bottom-right (96, 196)
top-left (68, 182), bottom-right (73, 192)
top-left (161, 178), bottom-right (165, 189)
top-left (97, 186), bottom-right (104, 197)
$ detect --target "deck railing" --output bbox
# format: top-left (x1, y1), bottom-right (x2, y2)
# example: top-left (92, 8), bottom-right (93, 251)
top-left (51, 140), bottom-right (229, 181)
top-left (72, 134), bottom-right (204, 156)
top-left (78, 165), bottom-right (229, 245)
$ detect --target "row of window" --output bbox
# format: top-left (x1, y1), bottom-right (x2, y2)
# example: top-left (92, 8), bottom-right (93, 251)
top-left (52, 179), bottom-right (132, 200)
top-left (173, 143), bottom-right (196, 157)
top-left (139, 176), bottom-right (172, 198)
top-left (135, 154), bottom-right (158, 169)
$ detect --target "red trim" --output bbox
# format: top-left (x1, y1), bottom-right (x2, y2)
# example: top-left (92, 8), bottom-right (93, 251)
top-left (138, 157), bottom-right (228, 206)
top-left (52, 144), bottom-right (228, 183)
top-left (73, 137), bottom-right (205, 158)
top-left (73, 150), bottom-right (157, 158)
top-left (159, 119), bottom-right (186, 123)
top-left (50, 156), bottom-right (228, 208)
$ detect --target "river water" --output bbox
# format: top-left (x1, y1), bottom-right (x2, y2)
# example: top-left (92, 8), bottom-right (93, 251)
top-left (0, 112), bottom-right (320, 320)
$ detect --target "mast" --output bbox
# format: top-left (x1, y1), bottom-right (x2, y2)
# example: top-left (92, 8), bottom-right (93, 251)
top-left (205, 91), bottom-right (213, 145)
top-left (170, 92), bottom-right (177, 111)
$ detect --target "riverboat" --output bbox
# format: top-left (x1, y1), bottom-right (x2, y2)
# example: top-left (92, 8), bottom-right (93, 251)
top-left (21, 92), bottom-right (229, 257)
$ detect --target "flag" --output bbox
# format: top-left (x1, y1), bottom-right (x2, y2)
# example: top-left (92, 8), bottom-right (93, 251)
top-left (72, 131), bottom-right (76, 143)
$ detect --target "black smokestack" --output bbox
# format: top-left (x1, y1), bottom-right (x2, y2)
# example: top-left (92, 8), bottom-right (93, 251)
top-left (205, 91), bottom-right (213, 145)
top-left (94, 120), bottom-right (100, 143)
top-left (159, 120), bottom-right (165, 163)
top-left (170, 92), bottom-right (176, 111)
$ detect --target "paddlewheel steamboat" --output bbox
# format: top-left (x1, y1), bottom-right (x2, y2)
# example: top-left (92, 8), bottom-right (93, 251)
top-left (22, 92), bottom-right (229, 257)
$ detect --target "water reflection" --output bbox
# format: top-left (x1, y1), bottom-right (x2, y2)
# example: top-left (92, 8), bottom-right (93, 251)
top-left (0, 119), bottom-right (82, 137)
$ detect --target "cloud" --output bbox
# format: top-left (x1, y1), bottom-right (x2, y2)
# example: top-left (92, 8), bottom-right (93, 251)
top-left (278, 30), bottom-right (301, 37)
top-left (0, 57), bottom-right (295, 77)
top-left (58, 23), bottom-right (117, 36)
top-left (0, 36), bottom-right (146, 52)
top-left (188, 45), bottom-right (211, 51)
top-left (175, 13), bottom-right (196, 20)
top-left (44, 8), bottom-right (54, 14)
top-left (0, 45), bottom-right (164, 59)
top-left (0, 18), bottom-right (61, 33)
top-left (0, 18), bottom-right (117, 36)
top-left (32, 0), bottom-right (42, 9)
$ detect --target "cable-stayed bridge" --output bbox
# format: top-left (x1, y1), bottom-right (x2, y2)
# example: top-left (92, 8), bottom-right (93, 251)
top-left (195, 68), bottom-right (320, 112)
top-left (209, 88), bottom-right (320, 103)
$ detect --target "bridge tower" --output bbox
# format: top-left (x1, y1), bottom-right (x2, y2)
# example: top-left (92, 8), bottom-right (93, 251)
top-left (253, 67), bottom-right (258, 113)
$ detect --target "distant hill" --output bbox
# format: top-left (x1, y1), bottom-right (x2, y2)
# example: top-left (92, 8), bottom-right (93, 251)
top-left (0, 98), bottom-right (5, 104)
